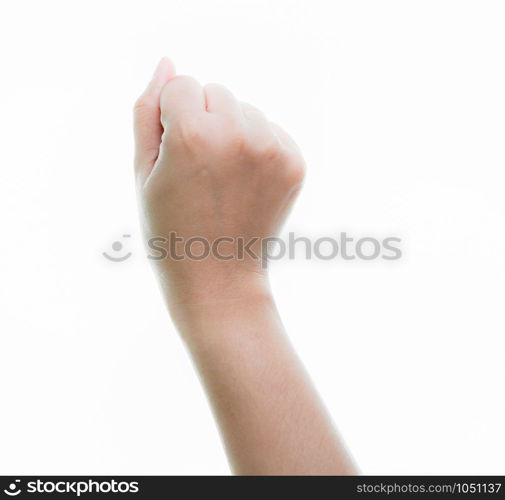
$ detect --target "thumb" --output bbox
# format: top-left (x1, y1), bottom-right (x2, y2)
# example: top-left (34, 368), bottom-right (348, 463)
top-left (133, 57), bottom-right (176, 183)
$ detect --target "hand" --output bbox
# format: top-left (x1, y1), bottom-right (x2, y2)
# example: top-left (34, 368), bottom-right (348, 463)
top-left (134, 58), bottom-right (305, 309)
top-left (133, 60), bottom-right (355, 475)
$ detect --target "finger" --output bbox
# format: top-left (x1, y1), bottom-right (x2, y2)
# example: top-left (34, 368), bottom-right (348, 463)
top-left (240, 101), bottom-right (275, 144)
top-left (160, 76), bottom-right (205, 125)
top-left (134, 57), bottom-right (176, 181)
top-left (204, 83), bottom-right (241, 115)
top-left (269, 122), bottom-right (301, 153)
top-left (240, 101), bottom-right (268, 122)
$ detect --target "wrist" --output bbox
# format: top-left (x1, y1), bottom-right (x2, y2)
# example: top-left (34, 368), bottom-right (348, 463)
top-left (165, 274), bottom-right (276, 344)
top-left (157, 263), bottom-right (271, 314)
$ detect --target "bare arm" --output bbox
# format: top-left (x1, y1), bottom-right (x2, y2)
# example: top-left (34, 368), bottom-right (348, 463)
top-left (133, 58), bottom-right (356, 475)
top-left (174, 292), bottom-right (355, 475)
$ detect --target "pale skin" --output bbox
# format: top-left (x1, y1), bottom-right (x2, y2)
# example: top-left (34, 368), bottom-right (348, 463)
top-left (133, 57), bottom-right (356, 475)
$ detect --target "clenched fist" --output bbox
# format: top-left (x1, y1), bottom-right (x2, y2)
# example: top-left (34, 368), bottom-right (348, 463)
top-left (134, 58), bottom-right (305, 309)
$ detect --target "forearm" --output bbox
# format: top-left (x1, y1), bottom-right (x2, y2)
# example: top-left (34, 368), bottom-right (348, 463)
top-left (170, 285), bottom-right (356, 475)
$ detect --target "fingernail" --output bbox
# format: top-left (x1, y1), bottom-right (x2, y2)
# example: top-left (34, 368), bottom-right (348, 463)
top-left (151, 58), bottom-right (166, 81)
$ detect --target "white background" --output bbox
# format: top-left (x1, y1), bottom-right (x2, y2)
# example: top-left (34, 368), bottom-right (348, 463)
top-left (1, 0), bottom-right (504, 475)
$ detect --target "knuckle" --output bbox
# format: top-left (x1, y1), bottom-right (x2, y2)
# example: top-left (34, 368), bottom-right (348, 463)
top-left (282, 155), bottom-right (306, 185)
top-left (242, 105), bottom-right (264, 121)
top-left (204, 82), bottom-right (224, 93)
top-left (261, 141), bottom-right (284, 162)
top-left (176, 75), bottom-right (198, 85)
top-left (160, 76), bottom-right (199, 106)
top-left (224, 126), bottom-right (247, 152)
top-left (133, 93), bottom-right (150, 116)
top-left (164, 75), bottom-right (197, 91)
top-left (213, 119), bottom-right (247, 154)
top-left (171, 114), bottom-right (208, 148)
top-left (245, 138), bottom-right (283, 163)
